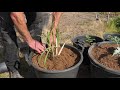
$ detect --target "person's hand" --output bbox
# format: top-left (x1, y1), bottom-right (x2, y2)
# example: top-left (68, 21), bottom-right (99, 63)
top-left (27, 39), bottom-right (45, 54)
top-left (50, 30), bottom-right (56, 45)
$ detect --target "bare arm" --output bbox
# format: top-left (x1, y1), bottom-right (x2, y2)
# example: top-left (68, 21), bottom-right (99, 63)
top-left (10, 12), bottom-right (45, 53)
top-left (50, 12), bottom-right (63, 44)
top-left (52, 12), bottom-right (62, 34)
top-left (10, 12), bottom-right (32, 43)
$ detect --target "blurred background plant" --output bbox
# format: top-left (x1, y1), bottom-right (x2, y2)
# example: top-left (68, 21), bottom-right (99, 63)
top-left (96, 12), bottom-right (120, 34)
top-left (105, 16), bottom-right (120, 34)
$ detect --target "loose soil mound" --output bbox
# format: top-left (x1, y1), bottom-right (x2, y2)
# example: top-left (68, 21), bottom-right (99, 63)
top-left (32, 47), bottom-right (80, 70)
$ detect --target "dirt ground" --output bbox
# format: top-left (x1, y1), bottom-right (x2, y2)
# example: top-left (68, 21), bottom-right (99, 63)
top-left (0, 12), bottom-right (117, 78)
top-left (59, 12), bottom-right (106, 44)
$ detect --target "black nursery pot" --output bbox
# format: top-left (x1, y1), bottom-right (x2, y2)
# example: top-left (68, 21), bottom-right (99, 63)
top-left (27, 44), bottom-right (83, 78)
top-left (72, 35), bottom-right (103, 65)
top-left (103, 33), bottom-right (120, 41)
top-left (88, 41), bottom-right (120, 78)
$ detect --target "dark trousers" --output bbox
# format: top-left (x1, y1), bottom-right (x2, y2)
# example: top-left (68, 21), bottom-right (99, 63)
top-left (0, 27), bottom-right (20, 72)
top-left (0, 12), bottom-right (37, 72)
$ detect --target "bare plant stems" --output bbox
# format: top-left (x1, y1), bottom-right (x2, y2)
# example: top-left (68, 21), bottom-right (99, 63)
top-left (56, 38), bottom-right (58, 55)
top-left (37, 13), bottom-right (62, 65)
top-left (58, 43), bottom-right (65, 55)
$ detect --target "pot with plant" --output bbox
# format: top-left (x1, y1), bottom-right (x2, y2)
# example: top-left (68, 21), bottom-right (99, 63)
top-left (103, 33), bottom-right (120, 41)
top-left (26, 30), bottom-right (83, 78)
top-left (72, 35), bottom-right (103, 65)
top-left (88, 36), bottom-right (120, 78)
top-left (25, 15), bottom-right (83, 78)
top-left (71, 35), bottom-right (103, 78)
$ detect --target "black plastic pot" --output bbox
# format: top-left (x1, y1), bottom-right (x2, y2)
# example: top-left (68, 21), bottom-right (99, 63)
top-left (72, 43), bottom-right (84, 53)
top-left (27, 44), bottom-right (83, 78)
top-left (71, 39), bottom-right (84, 53)
top-left (88, 41), bottom-right (120, 78)
top-left (72, 35), bottom-right (103, 65)
top-left (103, 33), bottom-right (120, 41)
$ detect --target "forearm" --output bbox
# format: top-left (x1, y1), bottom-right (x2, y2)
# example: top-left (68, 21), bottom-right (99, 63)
top-left (52, 12), bottom-right (62, 33)
top-left (10, 12), bottom-right (33, 44)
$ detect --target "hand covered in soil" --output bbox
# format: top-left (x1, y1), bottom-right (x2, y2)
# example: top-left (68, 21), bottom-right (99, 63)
top-left (27, 39), bottom-right (45, 54)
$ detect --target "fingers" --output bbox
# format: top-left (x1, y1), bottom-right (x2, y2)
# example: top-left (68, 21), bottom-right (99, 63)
top-left (29, 39), bottom-right (46, 54)
top-left (38, 43), bottom-right (45, 52)
top-left (42, 43), bottom-right (46, 49)
top-left (36, 49), bottom-right (42, 54)
top-left (35, 41), bottom-right (45, 52)
top-left (35, 49), bottom-right (41, 54)
top-left (35, 44), bottom-right (44, 54)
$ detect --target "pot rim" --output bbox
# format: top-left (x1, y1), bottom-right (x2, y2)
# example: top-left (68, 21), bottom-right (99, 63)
top-left (71, 35), bottom-right (103, 42)
top-left (103, 33), bottom-right (120, 41)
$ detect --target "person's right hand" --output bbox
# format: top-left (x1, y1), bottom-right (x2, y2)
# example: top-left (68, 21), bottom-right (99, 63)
top-left (27, 39), bottom-right (45, 54)
top-left (50, 30), bottom-right (56, 45)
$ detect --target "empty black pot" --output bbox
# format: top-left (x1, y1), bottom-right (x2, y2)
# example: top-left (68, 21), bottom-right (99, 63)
top-left (27, 44), bottom-right (83, 78)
